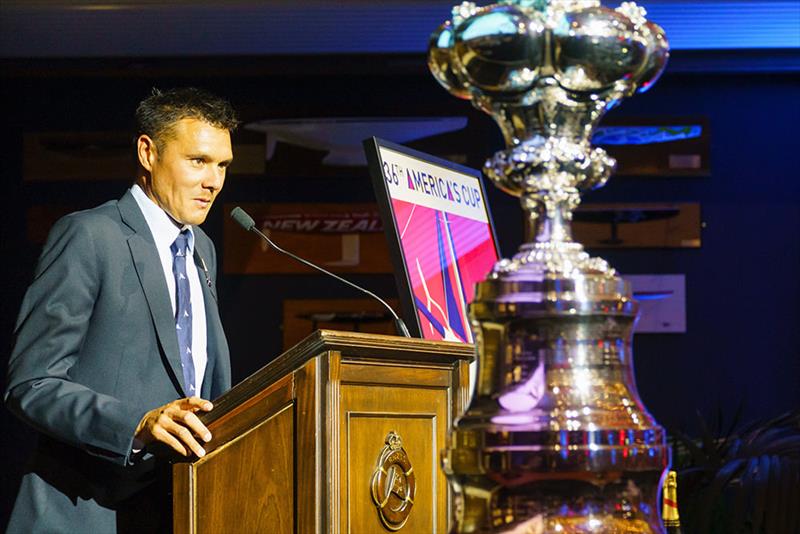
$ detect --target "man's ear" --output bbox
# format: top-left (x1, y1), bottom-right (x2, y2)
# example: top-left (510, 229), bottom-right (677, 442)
top-left (137, 135), bottom-right (157, 172)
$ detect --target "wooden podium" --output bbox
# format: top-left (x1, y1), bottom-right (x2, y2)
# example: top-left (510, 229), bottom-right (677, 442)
top-left (172, 330), bottom-right (474, 534)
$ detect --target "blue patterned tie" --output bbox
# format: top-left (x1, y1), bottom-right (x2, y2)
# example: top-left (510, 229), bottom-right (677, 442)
top-left (171, 230), bottom-right (195, 395)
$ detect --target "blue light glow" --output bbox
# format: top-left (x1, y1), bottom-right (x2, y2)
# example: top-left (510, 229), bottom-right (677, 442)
top-left (636, 1), bottom-right (800, 50)
top-left (593, 125), bottom-right (702, 146)
top-left (0, 0), bottom-right (797, 58)
top-left (462, 11), bottom-right (520, 41)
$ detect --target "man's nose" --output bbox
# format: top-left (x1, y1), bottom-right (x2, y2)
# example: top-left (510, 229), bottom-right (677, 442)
top-left (203, 166), bottom-right (225, 191)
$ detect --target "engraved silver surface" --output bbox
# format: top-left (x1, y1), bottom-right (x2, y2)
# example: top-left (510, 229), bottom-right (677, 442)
top-left (429, 1), bottom-right (671, 532)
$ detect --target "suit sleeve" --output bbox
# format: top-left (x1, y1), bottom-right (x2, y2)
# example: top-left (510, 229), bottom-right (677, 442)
top-left (4, 214), bottom-right (147, 465)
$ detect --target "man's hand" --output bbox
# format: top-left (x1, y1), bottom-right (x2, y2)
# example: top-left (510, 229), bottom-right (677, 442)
top-left (135, 396), bottom-right (214, 457)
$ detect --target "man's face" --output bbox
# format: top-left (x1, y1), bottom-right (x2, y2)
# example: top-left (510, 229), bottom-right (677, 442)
top-left (139, 118), bottom-right (233, 226)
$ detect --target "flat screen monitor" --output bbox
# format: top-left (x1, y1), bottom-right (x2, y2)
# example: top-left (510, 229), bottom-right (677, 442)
top-left (364, 137), bottom-right (500, 343)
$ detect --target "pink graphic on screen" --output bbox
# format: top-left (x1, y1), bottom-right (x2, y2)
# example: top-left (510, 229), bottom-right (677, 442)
top-left (391, 198), bottom-right (498, 343)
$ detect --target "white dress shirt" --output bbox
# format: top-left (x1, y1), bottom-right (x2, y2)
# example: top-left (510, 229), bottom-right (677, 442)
top-left (131, 184), bottom-right (208, 395)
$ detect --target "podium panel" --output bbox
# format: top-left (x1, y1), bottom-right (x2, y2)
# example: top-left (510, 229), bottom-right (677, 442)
top-left (339, 367), bottom-right (454, 533)
top-left (196, 405), bottom-right (294, 533)
top-left (172, 330), bottom-right (473, 534)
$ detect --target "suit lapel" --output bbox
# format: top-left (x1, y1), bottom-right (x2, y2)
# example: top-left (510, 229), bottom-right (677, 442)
top-left (192, 247), bottom-right (217, 304)
top-left (193, 239), bottom-right (225, 400)
top-left (118, 191), bottom-right (187, 396)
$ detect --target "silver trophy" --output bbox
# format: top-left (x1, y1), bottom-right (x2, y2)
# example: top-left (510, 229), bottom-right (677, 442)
top-left (429, 1), bottom-right (670, 532)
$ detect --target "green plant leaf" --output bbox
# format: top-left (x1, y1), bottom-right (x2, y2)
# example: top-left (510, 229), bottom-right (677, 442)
top-left (679, 408), bottom-right (800, 534)
top-left (699, 457), bottom-right (744, 532)
top-left (750, 454), bottom-right (770, 533)
top-left (732, 456), bottom-right (757, 532)
top-left (764, 454), bottom-right (781, 534)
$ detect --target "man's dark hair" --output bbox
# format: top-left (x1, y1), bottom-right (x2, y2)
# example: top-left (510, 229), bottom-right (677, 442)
top-left (135, 87), bottom-right (239, 151)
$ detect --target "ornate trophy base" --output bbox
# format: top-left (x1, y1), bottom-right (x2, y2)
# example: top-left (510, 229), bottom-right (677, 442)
top-left (442, 261), bottom-right (669, 533)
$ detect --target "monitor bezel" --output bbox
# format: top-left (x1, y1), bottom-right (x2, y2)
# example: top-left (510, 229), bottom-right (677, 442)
top-left (364, 136), bottom-right (501, 340)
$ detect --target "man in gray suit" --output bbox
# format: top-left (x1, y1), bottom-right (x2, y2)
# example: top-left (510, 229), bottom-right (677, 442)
top-left (5, 87), bottom-right (237, 532)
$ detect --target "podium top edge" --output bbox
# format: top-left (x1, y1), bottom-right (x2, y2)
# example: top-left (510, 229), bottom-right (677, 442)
top-left (203, 330), bottom-right (475, 424)
top-left (306, 329), bottom-right (475, 356)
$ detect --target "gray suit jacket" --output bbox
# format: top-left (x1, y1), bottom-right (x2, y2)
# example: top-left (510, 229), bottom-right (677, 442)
top-left (4, 190), bottom-right (231, 533)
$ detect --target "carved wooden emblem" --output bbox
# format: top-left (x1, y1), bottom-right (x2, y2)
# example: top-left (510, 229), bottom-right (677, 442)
top-left (370, 431), bottom-right (416, 531)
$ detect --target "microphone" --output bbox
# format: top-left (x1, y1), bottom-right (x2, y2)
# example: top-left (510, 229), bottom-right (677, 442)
top-left (230, 206), bottom-right (411, 338)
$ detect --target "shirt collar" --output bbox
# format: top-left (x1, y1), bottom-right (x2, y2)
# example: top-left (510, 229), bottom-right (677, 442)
top-left (130, 184), bottom-right (195, 255)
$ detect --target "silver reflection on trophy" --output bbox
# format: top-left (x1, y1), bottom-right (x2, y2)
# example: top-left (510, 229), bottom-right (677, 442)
top-left (429, 1), bottom-right (670, 532)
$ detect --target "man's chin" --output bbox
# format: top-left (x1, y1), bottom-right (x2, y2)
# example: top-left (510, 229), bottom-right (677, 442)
top-left (185, 209), bottom-right (212, 226)
top-left (177, 217), bottom-right (203, 227)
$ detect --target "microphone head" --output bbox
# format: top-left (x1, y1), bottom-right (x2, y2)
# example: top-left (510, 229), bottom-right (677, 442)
top-left (230, 206), bottom-right (256, 231)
